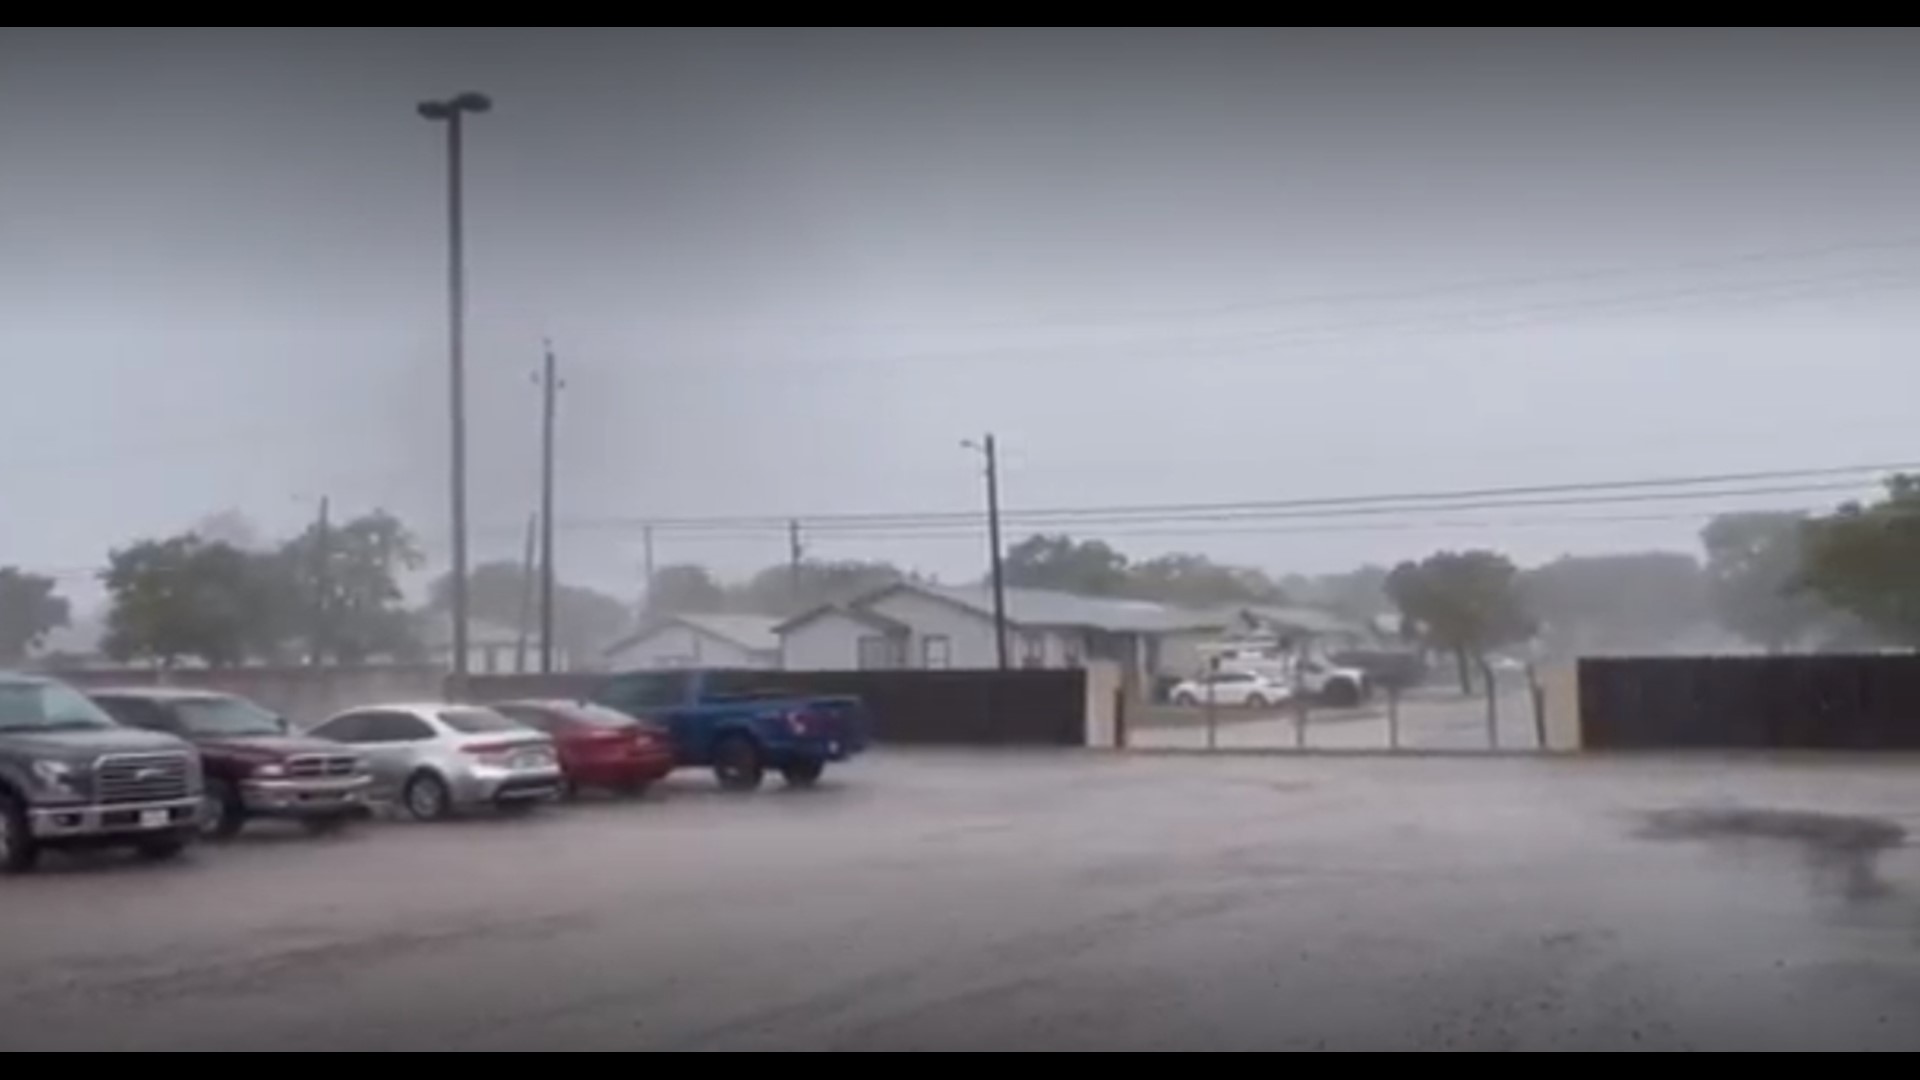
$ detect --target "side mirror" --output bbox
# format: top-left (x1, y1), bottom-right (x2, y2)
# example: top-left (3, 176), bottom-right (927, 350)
top-left (276, 715), bottom-right (292, 734)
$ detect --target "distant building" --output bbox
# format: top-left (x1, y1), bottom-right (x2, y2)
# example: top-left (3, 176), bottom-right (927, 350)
top-left (776, 581), bottom-right (1236, 694)
top-left (602, 614), bottom-right (783, 671)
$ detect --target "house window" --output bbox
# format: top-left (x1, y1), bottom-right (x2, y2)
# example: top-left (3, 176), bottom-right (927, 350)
top-left (1063, 637), bottom-right (1085, 668)
top-left (1021, 633), bottom-right (1047, 669)
top-left (858, 635), bottom-right (901, 670)
top-left (922, 635), bottom-right (952, 670)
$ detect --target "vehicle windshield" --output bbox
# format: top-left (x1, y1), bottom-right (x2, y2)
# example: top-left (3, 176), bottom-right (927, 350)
top-left (174, 696), bottom-right (285, 737)
top-left (439, 707), bottom-right (528, 735)
top-left (0, 680), bottom-right (119, 733)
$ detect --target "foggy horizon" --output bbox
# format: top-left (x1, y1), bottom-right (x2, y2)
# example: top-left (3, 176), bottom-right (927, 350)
top-left (7, 27), bottom-right (1920, 606)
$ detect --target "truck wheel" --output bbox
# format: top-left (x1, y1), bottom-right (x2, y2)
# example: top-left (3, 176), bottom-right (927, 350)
top-left (403, 771), bottom-right (454, 822)
top-left (200, 777), bottom-right (245, 839)
top-left (781, 760), bottom-right (825, 788)
top-left (713, 736), bottom-right (765, 792)
top-left (1323, 679), bottom-right (1361, 708)
top-left (0, 790), bottom-right (40, 874)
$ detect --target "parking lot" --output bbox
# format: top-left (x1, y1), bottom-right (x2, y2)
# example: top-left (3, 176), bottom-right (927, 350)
top-left (3, 750), bottom-right (1920, 1050)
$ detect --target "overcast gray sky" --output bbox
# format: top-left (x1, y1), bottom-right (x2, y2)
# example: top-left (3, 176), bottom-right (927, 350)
top-left (6, 27), bottom-right (1920, 603)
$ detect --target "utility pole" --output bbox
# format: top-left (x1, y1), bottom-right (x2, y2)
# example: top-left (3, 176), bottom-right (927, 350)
top-left (788, 519), bottom-right (806, 606)
top-left (418, 90), bottom-right (492, 690)
top-left (515, 512), bottom-right (537, 674)
top-left (535, 340), bottom-right (564, 674)
top-left (963, 434), bottom-right (1011, 670)
top-left (311, 496), bottom-right (331, 666)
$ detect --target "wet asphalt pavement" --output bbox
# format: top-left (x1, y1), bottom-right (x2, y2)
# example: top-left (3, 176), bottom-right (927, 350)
top-left (3, 750), bottom-right (1919, 1051)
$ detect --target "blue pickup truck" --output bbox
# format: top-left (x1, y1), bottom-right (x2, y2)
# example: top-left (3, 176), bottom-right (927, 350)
top-left (589, 669), bottom-right (870, 791)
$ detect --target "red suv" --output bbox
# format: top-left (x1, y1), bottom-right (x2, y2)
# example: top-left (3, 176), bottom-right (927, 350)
top-left (490, 700), bottom-right (674, 798)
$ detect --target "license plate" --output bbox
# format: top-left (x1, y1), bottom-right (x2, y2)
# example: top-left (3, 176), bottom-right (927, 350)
top-left (514, 753), bottom-right (548, 769)
top-left (140, 809), bottom-right (170, 828)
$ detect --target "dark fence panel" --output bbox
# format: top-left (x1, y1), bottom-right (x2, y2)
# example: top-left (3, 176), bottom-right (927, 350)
top-left (1580, 655), bottom-right (1920, 751)
top-left (459, 669), bottom-right (1087, 747)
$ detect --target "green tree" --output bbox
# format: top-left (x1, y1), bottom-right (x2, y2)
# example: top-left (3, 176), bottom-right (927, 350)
top-left (0, 568), bottom-right (71, 665)
top-left (1702, 511), bottom-right (1837, 651)
top-left (646, 564), bottom-right (728, 617)
top-left (1126, 553), bottom-right (1287, 609)
top-left (282, 509), bottom-right (424, 663)
top-left (1521, 552), bottom-right (1709, 657)
top-left (1004, 535), bottom-right (1130, 596)
top-left (430, 561), bottom-right (637, 662)
top-left (1799, 475), bottom-right (1920, 645)
top-left (728, 559), bottom-right (907, 617)
top-left (1387, 550), bottom-right (1535, 693)
top-left (101, 536), bottom-right (266, 667)
top-left (1281, 566), bottom-right (1396, 622)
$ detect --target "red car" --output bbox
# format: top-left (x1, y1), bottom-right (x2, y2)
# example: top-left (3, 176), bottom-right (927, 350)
top-left (490, 700), bottom-right (674, 797)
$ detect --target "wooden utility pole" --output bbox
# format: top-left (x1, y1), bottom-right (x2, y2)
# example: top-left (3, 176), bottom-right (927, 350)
top-left (984, 434), bottom-right (1010, 670)
top-left (788, 519), bottom-right (806, 606)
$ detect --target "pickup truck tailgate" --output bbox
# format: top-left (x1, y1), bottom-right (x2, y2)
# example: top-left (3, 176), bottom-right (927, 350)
top-left (795, 696), bottom-right (870, 750)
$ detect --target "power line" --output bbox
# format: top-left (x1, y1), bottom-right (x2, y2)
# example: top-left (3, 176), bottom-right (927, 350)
top-left (500, 459), bottom-right (1912, 538)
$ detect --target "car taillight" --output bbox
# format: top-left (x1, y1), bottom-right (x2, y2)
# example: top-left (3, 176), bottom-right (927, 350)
top-left (462, 741), bottom-right (521, 764)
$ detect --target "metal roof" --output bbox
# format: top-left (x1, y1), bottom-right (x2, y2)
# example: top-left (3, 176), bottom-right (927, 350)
top-left (897, 583), bottom-right (1234, 634)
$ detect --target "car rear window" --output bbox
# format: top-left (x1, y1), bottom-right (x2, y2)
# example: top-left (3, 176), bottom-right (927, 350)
top-left (437, 707), bottom-right (528, 735)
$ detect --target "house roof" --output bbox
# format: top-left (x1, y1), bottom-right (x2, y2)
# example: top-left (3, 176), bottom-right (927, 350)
top-left (1235, 605), bottom-right (1371, 638)
top-left (772, 604), bottom-right (912, 637)
top-left (605, 613), bottom-right (783, 657)
top-left (790, 581), bottom-right (1232, 636)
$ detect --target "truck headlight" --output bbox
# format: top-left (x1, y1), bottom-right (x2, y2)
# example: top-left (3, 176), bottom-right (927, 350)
top-left (31, 760), bottom-right (84, 799)
top-left (250, 762), bottom-right (287, 779)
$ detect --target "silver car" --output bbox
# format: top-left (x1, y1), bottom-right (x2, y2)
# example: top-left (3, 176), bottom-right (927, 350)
top-left (306, 703), bottom-right (562, 821)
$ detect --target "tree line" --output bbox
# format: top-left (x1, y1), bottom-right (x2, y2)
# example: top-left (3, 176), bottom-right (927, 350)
top-left (4, 477), bottom-right (1918, 669)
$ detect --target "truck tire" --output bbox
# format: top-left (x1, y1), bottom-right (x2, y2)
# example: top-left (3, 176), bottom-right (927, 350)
top-left (1322, 679), bottom-right (1362, 708)
top-left (403, 771), bottom-right (454, 821)
top-left (713, 735), bottom-right (765, 792)
top-left (0, 789), bottom-right (40, 874)
top-left (781, 760), bottom-right (825, 788)
top-left (200, 777), bottom-right (245, 839)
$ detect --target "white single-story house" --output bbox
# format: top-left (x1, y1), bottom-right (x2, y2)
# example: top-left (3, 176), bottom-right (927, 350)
top-left (775, 582), bottom-right (1238, 690)
top-left (602, 614), bottom-right (782, 671)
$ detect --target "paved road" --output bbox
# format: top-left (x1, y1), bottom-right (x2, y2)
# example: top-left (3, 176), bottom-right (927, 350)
top-left (4, 751), bottom-right (1920, 1050)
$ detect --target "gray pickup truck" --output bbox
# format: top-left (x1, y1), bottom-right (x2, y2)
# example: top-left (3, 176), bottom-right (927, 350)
top-left (0, 672), bottom-right (205, 873)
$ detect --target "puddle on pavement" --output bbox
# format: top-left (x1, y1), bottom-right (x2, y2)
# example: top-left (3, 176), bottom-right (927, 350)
top-left (1636, 807), bottom-right (1910, 905)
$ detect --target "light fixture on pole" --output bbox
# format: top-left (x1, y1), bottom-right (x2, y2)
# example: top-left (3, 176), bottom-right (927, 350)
top-left (417, 90), bottom-right (492, 689)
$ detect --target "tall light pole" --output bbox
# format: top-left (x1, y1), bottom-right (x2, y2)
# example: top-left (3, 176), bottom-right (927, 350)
top-left (963, 435), bottom-right (1011, 670)
top-left (534, 339), bottom-right (565, 674)
top-left (418, 91), bottom-right (492, 689)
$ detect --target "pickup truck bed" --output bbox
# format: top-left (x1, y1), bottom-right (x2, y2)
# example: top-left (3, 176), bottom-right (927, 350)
top-left (590, 670), bottom-right (870, 791)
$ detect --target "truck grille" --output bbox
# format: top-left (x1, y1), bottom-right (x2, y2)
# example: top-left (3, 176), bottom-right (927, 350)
top-left (94, 752), bottom-right (192, 805)
top-left (286, 754), bottom-right (361, 778)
